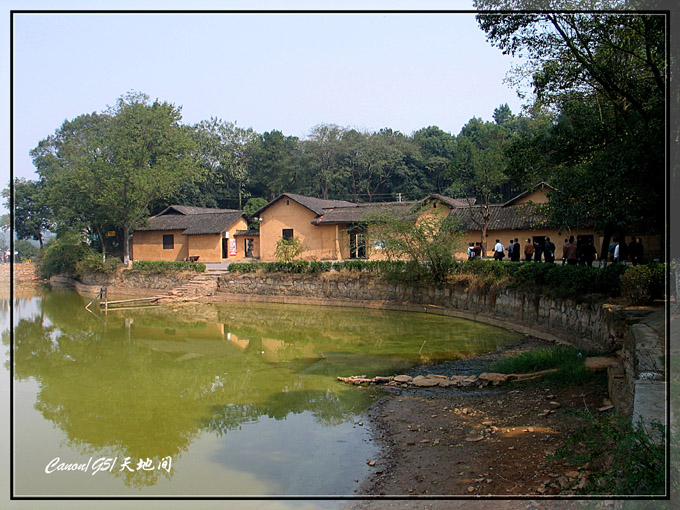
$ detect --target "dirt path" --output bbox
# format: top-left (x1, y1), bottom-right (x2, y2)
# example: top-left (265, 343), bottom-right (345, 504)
top-left (348, 338), bottom-right (614, 506)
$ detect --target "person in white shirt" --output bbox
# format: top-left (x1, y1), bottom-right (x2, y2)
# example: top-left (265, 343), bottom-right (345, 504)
top-left (493, 239), bottom-right (505, 260)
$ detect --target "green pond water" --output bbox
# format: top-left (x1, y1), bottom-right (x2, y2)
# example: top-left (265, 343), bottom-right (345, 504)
top-left (4, 288), bottom-right (521, 499)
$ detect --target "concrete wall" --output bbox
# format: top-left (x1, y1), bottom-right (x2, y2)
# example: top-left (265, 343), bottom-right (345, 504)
top-left (132, 229), bottom-right (189, 261)
top-left (216, 272), bottom-right (629, 352)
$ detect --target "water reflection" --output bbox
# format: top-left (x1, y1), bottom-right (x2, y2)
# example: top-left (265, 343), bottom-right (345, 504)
top-left (7, 290), bottom-right (521, 494)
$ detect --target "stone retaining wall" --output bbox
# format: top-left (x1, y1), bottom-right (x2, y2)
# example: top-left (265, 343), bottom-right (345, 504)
top-left (216, 273), bottom-right (630, 352)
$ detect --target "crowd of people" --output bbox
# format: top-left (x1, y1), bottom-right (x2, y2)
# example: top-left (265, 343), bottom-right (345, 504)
top-left (466, 235), bottom-right (645, 266)
top-left (1, 250), bottom-right (19, 263)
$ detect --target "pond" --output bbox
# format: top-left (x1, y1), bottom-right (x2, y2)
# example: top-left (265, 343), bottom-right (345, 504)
top-left (4, 288), bottom-right (521, 500)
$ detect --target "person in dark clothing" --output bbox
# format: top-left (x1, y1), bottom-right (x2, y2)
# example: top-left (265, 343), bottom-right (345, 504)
top-left (566, 236), bottom-right (578, 265)
top-left (512, 238), bottom-right (521, 262)
top-left (506, 240), bottom-right (515, 261)
top-left (533, 240), bottom-right (543, 262)
top-left (582, 241), bottom-right (597, 266)
top-left (635, 238), bottom-right (644, 264)
top-left (628, 236), bottom-right (644, 265)
top-left (473, 242), bottom-right (482, 259)
top-left (543, 236), bottom-right (556, 263)
top-left (562, 238), bottom-right (569, 265)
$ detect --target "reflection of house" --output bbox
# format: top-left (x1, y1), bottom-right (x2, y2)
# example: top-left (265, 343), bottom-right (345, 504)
top-left (132, 205), bottom-right (257, 262)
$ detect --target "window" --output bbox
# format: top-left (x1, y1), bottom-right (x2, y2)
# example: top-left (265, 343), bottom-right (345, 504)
top-left (162, 234), bottom-right (174, 250)
top-left (282, 229), bottom-right (294, 240)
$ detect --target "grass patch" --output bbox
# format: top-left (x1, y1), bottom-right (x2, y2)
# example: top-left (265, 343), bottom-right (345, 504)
top-left (554, 411), bottom-right (665, 495)
top-left (489, 345), bottom-right (597, 385)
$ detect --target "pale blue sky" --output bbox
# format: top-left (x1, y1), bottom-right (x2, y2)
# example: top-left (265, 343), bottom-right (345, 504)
top-left (5, 0), bottom-right (527, 195)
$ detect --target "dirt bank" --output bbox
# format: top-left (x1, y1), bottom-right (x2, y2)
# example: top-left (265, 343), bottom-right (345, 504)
top-left (348, 338), bottom-right (614, 506)
top-left (0, 263), bottom-right (43, 298)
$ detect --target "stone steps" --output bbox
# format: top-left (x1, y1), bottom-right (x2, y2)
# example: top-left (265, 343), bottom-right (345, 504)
top-left (158, 272), bottom-right (222, 302)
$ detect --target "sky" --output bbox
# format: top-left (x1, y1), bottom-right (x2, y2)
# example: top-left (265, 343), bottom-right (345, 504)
top-left (4, 0), bottom-right (528, 194)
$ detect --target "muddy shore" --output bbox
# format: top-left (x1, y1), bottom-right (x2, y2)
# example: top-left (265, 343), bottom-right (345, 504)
top-left (347, 337), bottom-right (615, 507)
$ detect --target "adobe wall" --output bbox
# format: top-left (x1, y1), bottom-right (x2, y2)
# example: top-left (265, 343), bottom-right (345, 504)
top-left (216, 272), bottom-right (629, 352)
top-left (132, 229), bottom-right (189, 261)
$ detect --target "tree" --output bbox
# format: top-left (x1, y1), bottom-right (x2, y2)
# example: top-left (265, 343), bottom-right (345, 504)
top-left (248, 130), bottom-right (301, 200)
top-left (412, 126), bottom-right (457, 194)
top-left (30, 112), bottom-right (117, 258)
top-left (243, 197), bottom-right (268, 229)
top-left (302, 124), bottom-right (346, 199)
top-left (475, 5), bottom-right (665, 252)
top-left (365, 213), bottom-right (464, 284)
top-left (448, 117), bottom-right (511, 255)
top-left (3, 178), bottom-right (53, 249)
top-left (193, 118), bottom-right (257, 209)
top-left (32, 92), bottom-right (201, 265)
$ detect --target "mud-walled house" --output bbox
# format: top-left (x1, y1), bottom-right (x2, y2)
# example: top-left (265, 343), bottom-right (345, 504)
top-left (132, 205), bottom-right (258, 263)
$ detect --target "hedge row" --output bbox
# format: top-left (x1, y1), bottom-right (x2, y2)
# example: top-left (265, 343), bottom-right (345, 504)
top-left (227, 259), bottom-right (666, 303)
top-left (129, 260), bottom-right (206, 274)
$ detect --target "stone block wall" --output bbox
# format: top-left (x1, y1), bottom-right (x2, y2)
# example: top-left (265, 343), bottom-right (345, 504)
top-left (217, 273), bottom-right (630, 352)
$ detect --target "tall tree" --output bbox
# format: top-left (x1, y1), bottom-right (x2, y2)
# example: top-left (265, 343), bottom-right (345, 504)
top-left (475, 5), bottom-right (665, 250)
top-left (2, 178), bottom-right (53, 249)
top-left (412, 126), bottom-right (457, 194)
top-left (33, 92), bottom-right (201, 265)
top-left (248, 130), bottom-right (301, 200)
top-left (448, 117), bottom-right (511, 254)
top-left (302, 124), bottom-right (346, 199)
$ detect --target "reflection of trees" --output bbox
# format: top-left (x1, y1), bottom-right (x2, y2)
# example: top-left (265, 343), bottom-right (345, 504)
top-left (12, 291), bottom-right (520, 489)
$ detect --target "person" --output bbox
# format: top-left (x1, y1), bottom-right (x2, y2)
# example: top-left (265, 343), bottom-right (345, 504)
top-left (582, 240), bottom-right (597, 266)
top-left (635, 238), bottom-right (644, 265)
top-left (473, 242), bottom-right (482, 259)
top-left (512, 238), bottom-right (521, 262)
top-left (566, 236), bottom-right (578, 265)
top-left (533, 240), bottom-right (544, 262)
top-left (562, 238), bottom-right (569, 265)
top-left (544, 236), bottom-right (556, 263)
top-left (614, 239), bottom-right (621, 264)
top-left (629, 237), bottom-right (644, 266)
top-left (524, 238), bottom-right (534, 262)
top-left (506, 239), bottom-right (515, 260)
top-left (608, 238), bottom-right (618, 264)
top-left (493, 239), bottom-right (505, 260)
top-left (467, 242), bottom-right (475, 260)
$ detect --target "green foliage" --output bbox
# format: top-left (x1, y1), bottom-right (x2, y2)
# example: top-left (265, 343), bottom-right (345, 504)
top-left (228, 262), bottom-right (262, 273)
top-left (554, 411), bottom-right (665, 495)
top-left (14, 240), bottom-right (41, 262)
top-left (365, 213), bottom-right (464, 284)
top-left (620, 264), bottom-right (665, 305)
top-left (75, 252), bottom-right (122, 276)
top-left (39, 234), bottom-right (94, 278)
top-left (129, 260), bottom-right (205, 274)
top-left (274, 236), bottom-right (305, 262)
top-left (489, 345), bottom-right (597, 385)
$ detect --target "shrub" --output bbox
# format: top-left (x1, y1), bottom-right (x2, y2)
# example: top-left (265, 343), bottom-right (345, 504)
top-left (129, 260), bottom-right (206, 274)
top-left (228, 262), bottom-right (261, 273)
top-left (620, 264), bottom-right (664, 305)
top-left (274, 236), bottom-right (305, 262)
top-left (39, 235), bottom-right (94, 278)
top-left (75, 253), bottom-right (122, 276)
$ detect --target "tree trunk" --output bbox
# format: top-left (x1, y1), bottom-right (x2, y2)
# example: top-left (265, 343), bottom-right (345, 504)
top-left (123, 225), bottom-right (131, 266)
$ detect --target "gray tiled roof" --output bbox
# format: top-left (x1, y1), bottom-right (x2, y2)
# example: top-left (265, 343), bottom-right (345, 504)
top-left (136, 206), bottom-right (245, 235)
top-left (313, 201), bottom-right (417, 225)
top-left (254, 193), bottom-right (355, 217)
top-left (449, 203), bottom-right (551, 231)
top-left (234, 229), bottom-right (260, 236)
top-left (423, 194), bottom-right (476, 208)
